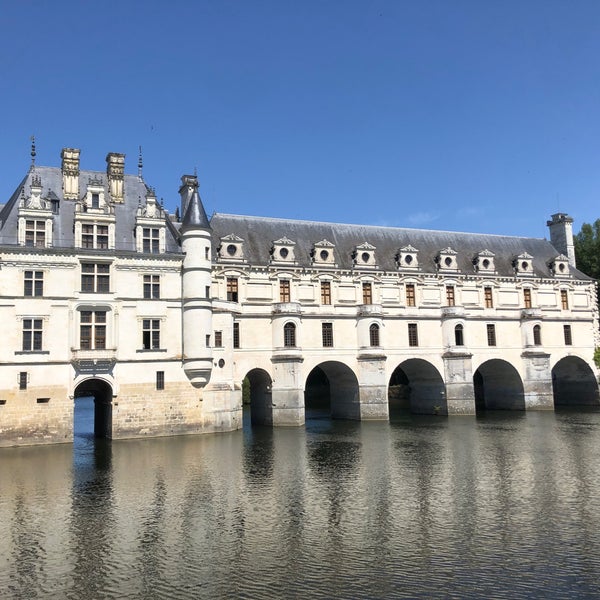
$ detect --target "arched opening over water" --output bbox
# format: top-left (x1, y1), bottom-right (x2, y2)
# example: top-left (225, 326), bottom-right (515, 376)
top-left (552, 356), bottom-right (599, 406)
top-left (244, 368), bottom-right (273, 425)
top-left (388, 359), bottom-right (447, 416)
top-left (74, 378), bottom-right (114, 438)
top-left (305, 361), bottom-right (360, 420)
top-left (473, 359), bottom-right (525, 411)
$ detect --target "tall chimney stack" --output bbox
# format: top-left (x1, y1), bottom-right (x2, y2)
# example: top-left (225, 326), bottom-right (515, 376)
top-left (61, 148), bottom-right (80, 200)
top-left (106, 152), bottom-right (125, 202)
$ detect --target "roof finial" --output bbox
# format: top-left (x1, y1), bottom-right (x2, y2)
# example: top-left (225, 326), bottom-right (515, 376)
top-left (138, 145), bottom-right (143, 180)
top-left (194, 166), bottom-right (197, 178)
top-left (30, 135), bottom-right (36, 170)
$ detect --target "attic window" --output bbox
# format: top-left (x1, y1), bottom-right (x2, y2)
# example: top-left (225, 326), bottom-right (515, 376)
top-left (91, 193), bottom-right (100, 209)
top-left (522, 261), bottom-right (529, 271)
top-left (482, 259), bottom-right (490, 269)
top-left (445, 257), bottom-right (452, 267)
top-left (361, 252), bottom-right (370, 263)
top-left (320, 250), bottom-right (329, 261)
top-left (280, 248), bottom-right (289, 259)
top-left (405, 255), bottom-right (413, 265)
top-left (227, 244), bottom-right (237, 256)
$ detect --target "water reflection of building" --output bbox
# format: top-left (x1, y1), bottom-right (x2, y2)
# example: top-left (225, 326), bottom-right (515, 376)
top-left (0, 146), bottom-right (598, 446)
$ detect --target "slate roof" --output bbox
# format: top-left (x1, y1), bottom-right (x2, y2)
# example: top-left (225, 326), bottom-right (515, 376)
top-left (210, 213), bottom-right (592, 280)
top-left (0, 167), bottom-right (181, 253)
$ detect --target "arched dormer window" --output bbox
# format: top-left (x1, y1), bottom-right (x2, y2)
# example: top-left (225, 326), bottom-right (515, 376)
top-left (533, 324), bottom-right (542, 346)
top-left (283, 322), bottom-right (296, 347)
top-left (454, 324), bottom-right (464, 346)
top-left (369, 323), bottom-right (380, 347)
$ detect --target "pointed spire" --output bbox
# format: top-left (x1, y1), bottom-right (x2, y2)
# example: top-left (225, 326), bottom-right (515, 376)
top-left (181, 176), bottom-right (211, 230)
top-left (30, 135), bottom-right (36, 171)
top-left (138, 145), bottom-right (143, 180)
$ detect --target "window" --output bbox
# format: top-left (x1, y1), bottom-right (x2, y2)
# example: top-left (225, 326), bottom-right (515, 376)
top-left (408, 323), bottom-right (419, 347)
top-left (142, 319), bottom-right (160, 350)
top-left (369, 323), bottom-right (380, 347)
top-left (487, 324), bottom-right (496, 346)
top-left (143, 228), bottom-right (160, 253)
top-left (560, 290), bottom-right (569, 310)
top-left (284, 322), bottom-right (296, 347)
top-left (143, 275), bottom-right (160, 299)
top-left (322, 323), bottom-right (333, 347)
top-left (362, 282), bottom-right (372, 305)
top-left (406, 283), bottom-right (416, 307)
top-left (564, 325), bottom-right (572, 346)
top-left (22, 319), bottom-right (42, 351)
top-left (19, 372), bottom-right (27, 390)
top-left (206, 334), bottom-right (210, 347)
top-left (484, 287), bottom-right (493, 308)
top-left (25, 220), bottom-right (45, 247)
top-left (80, 311), bottom-right (107, 350)
top-left (524, 288), bottom-right (532, 309)
top-left (533, 324), bottom-right (542, 346)
top-left (81, 263), bottom-right (110, 293)
top-left (24, 271), bottom-right (43, 297)
top-left (91, 193), bottom-right (100, 209)
top-left (214, 331), bottom-right (223, 347)
top-left (81, 223), bottom-right (108, 249)
top-left (227, 278), bottom-right (239, 302)
top-left (321, 281), bottom-right (331, 305)
top-left (156, 371), bottom-right (165, 390)
top-left (280, 279), bottom-right (290, 302)
top-left (454, 324), bottom-right (464, 346)
top-left (233, 322), bottom-right (240, 348)
top-left (446, 286), bottom-right (455, 307)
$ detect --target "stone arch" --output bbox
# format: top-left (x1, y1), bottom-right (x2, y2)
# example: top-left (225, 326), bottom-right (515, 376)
top-left (552, 356), bottom-right (599, 406)
top-left (305, 361), bottom-right (360, 420)
top-left (244, 368), bottom-right (273, 425)
top-left (473, 359), bottom-right (525, 411)
top-left (388, 359), bottom-right (446, 415)
top-left (74, 377), bottom-right (114, 438)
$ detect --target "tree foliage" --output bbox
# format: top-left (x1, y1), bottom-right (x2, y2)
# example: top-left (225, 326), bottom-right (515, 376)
top-left (574, 219), bottom-right (600, 279)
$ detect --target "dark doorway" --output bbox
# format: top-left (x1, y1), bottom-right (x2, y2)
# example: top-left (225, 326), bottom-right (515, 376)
top-left (388, 359), bottom-right (446, 416)
top-left (552, 357), bottom-right (599, 406)
top-left (74, 379), bottom-right (113, 438)
top-left (245, 368), bottom-right (273, 425)
top-left (305, 362), bottom-right (360, 420)
top-left (473, 360), bottom-right (525, 411)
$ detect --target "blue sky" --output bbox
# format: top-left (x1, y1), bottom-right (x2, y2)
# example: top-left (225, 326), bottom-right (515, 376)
top-left (1, 0), bottom-right (599, 238)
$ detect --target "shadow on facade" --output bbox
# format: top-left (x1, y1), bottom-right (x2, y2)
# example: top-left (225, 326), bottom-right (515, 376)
top-left (74, 378), bottom-right (114, 439)
top-left (388, 359), bottom-right (447, 416)
top-left (552, 356), bottom-right (600, 406)
top-left (474, 359), bottom-right (525, 412)
top-left (305, 362), bottom-right (360, 420)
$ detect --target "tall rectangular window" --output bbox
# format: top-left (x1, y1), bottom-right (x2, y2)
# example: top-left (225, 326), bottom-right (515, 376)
top-left (362, 282), bottom-right (373, 305)
top-left (322, 323), bottom-right (334, 347)
top-left (487, 324), bottom-right (496, 346)
top-left (24, 271), bottom-right (43, 297)
top-left (406, 284), bottom-right (416, 307)
top-left (81, 263), bottom-right (110, 293)
top-left (19, 372), bottom-right (27, 390)
top-left (227, 278), bottom-right (239, 302)
top-left (321, 281), bottom-right (331, 305)
top-left (446, 286), bottom-right (455, 307)
top-left (25, 220), bottom-right (45, 247)
top-left (143, 228), bottom-right (160, 253)
top-left (156, 371), bottom-right (165, 390)
top-left (80, 311), bottom-right (107, 350)
top-left (233, 322), bottom-right (240, 348)
top-left (214, 331), bottom-right (223, 347)
top-left (564, 324), bottom-right (572, 346)
top-left (142, 319), bottom-right (161, 350)
top-left (484, 287), bottom-right (493, 308)
top-left (560, 290), bottom-right (569, 310)
top-left (143, 275), bottom-right (160, 299)
top-left (524, 288), bottom-right (532, 309)
top-left (280, 279), bottom-right (290, 302)
top-left (22, 318), bottom-right (43, 351)
top-left (408, 323), bottom-right (419, 347)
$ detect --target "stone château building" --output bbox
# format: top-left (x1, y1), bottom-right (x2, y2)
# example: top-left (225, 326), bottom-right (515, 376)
top-left (0, 148), bottom-right (598, 446)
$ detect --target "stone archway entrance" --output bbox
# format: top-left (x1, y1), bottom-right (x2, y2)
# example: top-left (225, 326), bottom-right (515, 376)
top-left (552, 357), bottom-right (599, 406)
top-left (244, 368), bottom-right (273, 425)
top-left (305, 362), bottom-right (360, 420)
top-left (473, 360), bottom-right (525, 411)
top-left (74, 378), bottom-right (114, 438)
top-left (388, 359), bottom-right (447, 415)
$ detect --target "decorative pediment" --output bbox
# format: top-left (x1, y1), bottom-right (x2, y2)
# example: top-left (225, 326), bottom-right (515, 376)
top-left (270, 236), bottom-right (297, 264)
top-left (548, 254), bottom-right (571, 278)
top-left (473, 249), bottom-right (496, 273)
top-left (311, 239), bottom-right (337, 267)
top-left (353, 242), bottom-right (377, 268)
top-left (513, 252), bottom-right (534, 276)
top-left (436, 247), bottom-right (459, 272)
top-left (218, 233), bottom-right (246, 262)
top-left (396, 244), bottom-right (419, 270)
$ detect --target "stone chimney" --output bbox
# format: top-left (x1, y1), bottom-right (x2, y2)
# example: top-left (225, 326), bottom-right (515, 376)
top-left (547, 213), bottom-right (576, 267)
top-left (179, 174), bottom-right (198, 218)
top-left (106, 152), bottom-right (125, 202)
top-left (61, 148), bottom-right (80, 200)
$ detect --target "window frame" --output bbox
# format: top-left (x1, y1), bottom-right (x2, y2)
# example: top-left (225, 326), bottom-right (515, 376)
top-left (25, 219), bottom-right (46, 248)
top-left (143, 274), bottom-right (160, 299)
top-left (406, 283), bottom-right (416, 307)
top-left (563, 324), bottom-right (572, 346)
top-left (142, 318), bottom-right (161, 350)
top-left (322, 322), bottom-right (334, 347)
top-left (484, 286), bottom-right (493, 308)
top-left (24, 270), bottom-right (43, 297)
top-left (22, 318), bottom-right (43, 352)
top-left (454, 323), bottom-right (464, 346)
top-left (227, 277), bottom-right (239, 302)
top-left (408, 323), bottom-right (419, 347)
top-left (560, 290), bottom-right (569, 310)
top-left (81, 263), bottom-right (110, 294)
top-left (80, 310), bottom-right (107, 350)
top-left (486, 323), bottom-right (496, 346)
top-left (283, 322), bottom-right (296, 347)
top-left (533, 324), bottom-right (542, 346)
top-left (369, 323), bottom-right (380, 347)
top-left (362, 282), bottom-right (372, 305)
top-left (446, 285), bottom-right (455, 307)
top-left (320, 281), bottom-right (332, 305)
top-left (280, 279), bottom-right (291, 302)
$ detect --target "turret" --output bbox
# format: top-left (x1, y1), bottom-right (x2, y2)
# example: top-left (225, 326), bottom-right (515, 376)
top-left (547, 213), bottom-right (576, 267)
top-left (180, 174), bottom-right (213, 387)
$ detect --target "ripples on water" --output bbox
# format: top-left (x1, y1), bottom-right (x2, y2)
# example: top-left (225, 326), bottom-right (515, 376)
top-left (1, 400), bottom-right (600, 599)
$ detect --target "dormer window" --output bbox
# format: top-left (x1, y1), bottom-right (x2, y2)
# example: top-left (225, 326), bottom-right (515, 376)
top-left (436, 247), bottom-right (459, 272)
top-left (218, 234), bottom-right (245, 262)
top-left (514, 252), bottom-right (534, 276)
top-left (311, 240), bottom-right (336, 267)
top-left (271, 237), bottom-right (296, 264)
top-left (353, 242), bottom-right (376, 268)
top-left (548, 254), bottom-right (570, 278)
top-left (397, 245), bottom-right (419, 270)
top-left (473, 250), bottom-right (496, 274)
top-left (91, 193), bottom-right (100, 209)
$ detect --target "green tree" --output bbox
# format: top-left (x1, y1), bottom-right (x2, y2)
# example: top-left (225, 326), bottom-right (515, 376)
top-left (574, 219), bottom-right (600, 279)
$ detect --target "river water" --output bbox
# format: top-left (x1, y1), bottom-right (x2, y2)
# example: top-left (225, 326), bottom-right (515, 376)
top-left (2, 399), bottom-right (600, 599)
